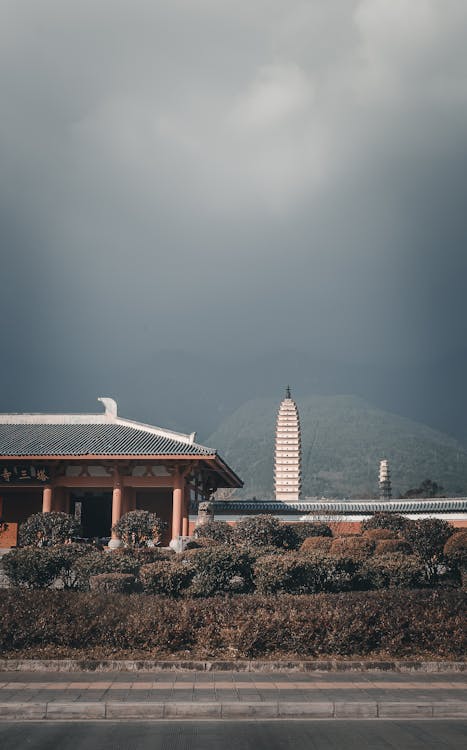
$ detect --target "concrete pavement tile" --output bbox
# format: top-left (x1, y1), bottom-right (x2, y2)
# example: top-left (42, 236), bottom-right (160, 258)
top-left (0, 702), bottom-right (47, 719)
top-left (106, 701), bottom-right (164, 719)
top-left (164, 702), bottom-right (221, 718)
top-left (46, 702), bottom-right (106, 719)
top-left (432, 702), bottom-right (467, 717)
top-left (277, 702), bottom-right (334, 718)
top-left (378, 702), bottom-right (433, 718)
top-left (334, 702), bottom-right (378, 718)
top-left (221, 702), bottom-right (278, 718)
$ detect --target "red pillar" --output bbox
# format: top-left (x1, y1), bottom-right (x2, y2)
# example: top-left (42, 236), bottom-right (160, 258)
top-left (172, 469), bottom-right (184, 540)
top-left (42, 486), bottom-right (53, 513)
top-left (111, 473), bottom-right (123, 539)
top-left (182, 491), bottom-right (190, 536)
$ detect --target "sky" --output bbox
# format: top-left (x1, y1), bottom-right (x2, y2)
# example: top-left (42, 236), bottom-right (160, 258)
top-left (1, 0), bottom-right (467, 438)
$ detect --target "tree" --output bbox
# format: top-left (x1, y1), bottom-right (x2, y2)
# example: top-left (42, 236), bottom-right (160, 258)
top-left (111, 510), bottom-right (167, 548)
top-left (405, 519), bottom-right (454, 583)
top-left (19, 512), bottom-right (80, 547)
top-left (402, 479), bottom-right (445, 498)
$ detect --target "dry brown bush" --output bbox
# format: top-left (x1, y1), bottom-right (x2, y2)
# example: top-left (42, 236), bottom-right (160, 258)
top-left (300, 536), bottom-right (333, 553)
top-left (374, 539), bottom-right (412, 555)
top-left (0, 589), bottom-right (464, 659)
top-left (330, 536), bottom-right (375, 561)
top-left (363, 528), bottom-right (397, 541)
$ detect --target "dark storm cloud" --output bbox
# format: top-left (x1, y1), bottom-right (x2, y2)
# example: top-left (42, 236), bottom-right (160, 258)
top-left (1, 0), bottom-right (467, 431)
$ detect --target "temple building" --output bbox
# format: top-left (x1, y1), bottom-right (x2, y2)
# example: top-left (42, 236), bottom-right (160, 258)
top-left (274, 386), bottom-right (302, 500)
top-left (0, 398), bottom-right (242, 547)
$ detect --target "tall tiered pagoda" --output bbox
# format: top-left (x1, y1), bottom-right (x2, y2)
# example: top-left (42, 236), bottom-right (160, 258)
top-left (274, 386), bottom-right (302, 500)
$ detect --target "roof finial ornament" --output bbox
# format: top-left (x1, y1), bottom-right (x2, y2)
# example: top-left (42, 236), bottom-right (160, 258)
top-left (285, 385), bottom-right (291, 399)
top-left (98, 397), bottom-right (118, 419)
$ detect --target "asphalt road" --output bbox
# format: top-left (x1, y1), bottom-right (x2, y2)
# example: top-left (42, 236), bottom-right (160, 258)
top-left (0, 721), bottom-right (465, 749)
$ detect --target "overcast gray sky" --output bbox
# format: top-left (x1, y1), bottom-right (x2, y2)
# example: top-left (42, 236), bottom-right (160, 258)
top-left (1, 0), bottom-right (467, 434)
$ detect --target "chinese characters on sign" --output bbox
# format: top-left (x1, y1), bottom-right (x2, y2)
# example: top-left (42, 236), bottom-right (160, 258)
top-left (0, 465), bottom-right (49, 484)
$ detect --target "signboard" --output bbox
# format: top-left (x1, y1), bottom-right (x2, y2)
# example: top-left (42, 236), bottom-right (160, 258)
top-left (0, 464), bottom-right (50, 484)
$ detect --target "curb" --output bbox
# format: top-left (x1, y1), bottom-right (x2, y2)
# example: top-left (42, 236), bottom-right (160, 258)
top-left (0, 659), bottom-right (465, 673)
top-left (0, 701), bottom-right (466, 720)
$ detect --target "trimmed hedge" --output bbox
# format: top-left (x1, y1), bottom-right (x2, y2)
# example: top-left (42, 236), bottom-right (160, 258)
top-left (363, 528), bottom-right (396, 541)
top-left (361, 512), bottom-right (411, 534)
top-left (289, 522), bottom-right (332, 544)
top-left (330, 536), bottom-right (375, 561)
top-left (89, 573), bottom-right (137, 594)
top-left (140, 561), bottom-right (195, 597)
top-left (193, 521), bottom-right (233, 545)
top-left (0, 589), bottom-right (464, 658)
top-left (359, 554), bottom-right (426, 589)
top-left (233, 515), bottom-right (298, 549)
top-left (300, 536), bottom-right (333, 553)
top-left (374, 539), bottom-right (412, 555)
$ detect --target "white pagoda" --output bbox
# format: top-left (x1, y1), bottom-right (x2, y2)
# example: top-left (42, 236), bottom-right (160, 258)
top-left (274, 386), bottom-right (302, 500)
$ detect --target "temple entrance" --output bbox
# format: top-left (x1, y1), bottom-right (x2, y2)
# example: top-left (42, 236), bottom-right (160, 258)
top-left (71, 491), bottom-right (112, 540)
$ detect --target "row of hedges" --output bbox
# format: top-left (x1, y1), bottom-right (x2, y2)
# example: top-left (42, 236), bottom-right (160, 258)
top-left (0, 589), bottom-right (464, 658)
top-left (3, 541), bottom-right (464, 595)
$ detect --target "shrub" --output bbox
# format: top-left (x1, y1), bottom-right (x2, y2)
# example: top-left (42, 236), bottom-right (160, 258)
top-left (330, 536), bottom-right (375, 561)
top-left (71, 550), bottom-right (140, 591)
top-left (405, 519), bottom-right (454, 583)
top-left (300, 536), bottom-right (333, 553)
top-left (363, 528), bottom-right (397, 541)
top-left (140, 561), bottom-right (195, 596)
top-left (359, 554), bottom-right (426, 589)
top-left (443, 530), bottom-right (467, 581)
top-left (2, 547), bottom-right (62, 589)
top-left (233, 515), bottom-right (298, 549)
top-left (116, 547), bottom-right (175, 564)
top-left (374, 539), bottom-right (412, 555)
top-left (89, 573), bottom-right (137, 594)
top-left (111, 510), bottom-right (167, 548)
top-left (19, 512), bottom-right (80, 547)
top-left (361, 512), bottom-right (411, 535)
top-left (193, 520), bottom-right (233, 544)
top-left (188, 547), bottom-right (254, 596)
top-left (254, 553), bottom-right (316, 594)
top-left (2, 589), bottom-right (463, 658)
top-left (286, 522), bottom-right (332, 545)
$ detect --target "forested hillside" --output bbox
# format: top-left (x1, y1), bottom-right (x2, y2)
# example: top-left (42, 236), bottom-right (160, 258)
top-left (208, 395), bottom-right (467, 498)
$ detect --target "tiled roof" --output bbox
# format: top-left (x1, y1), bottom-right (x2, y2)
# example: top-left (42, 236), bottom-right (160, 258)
top-left (0, 422), bottom-right (213, 457)
top-left (0, 399), bottom-right (214, 457)
top-left (213, 498), bottom-right (467, 513)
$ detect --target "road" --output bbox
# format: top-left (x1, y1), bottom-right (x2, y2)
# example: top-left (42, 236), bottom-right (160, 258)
top-left (0, 721), bottom-right (465, 749)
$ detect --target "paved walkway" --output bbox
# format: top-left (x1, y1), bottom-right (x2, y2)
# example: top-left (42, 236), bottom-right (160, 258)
top-left (0, 671), bottom-right (465, 719)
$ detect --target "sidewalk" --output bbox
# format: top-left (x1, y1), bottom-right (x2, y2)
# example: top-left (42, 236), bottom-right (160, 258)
top-left (0, 670), bottom-right (465, 720)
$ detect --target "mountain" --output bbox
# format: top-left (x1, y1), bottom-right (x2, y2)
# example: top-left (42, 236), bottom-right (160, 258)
top-left (207, 395), bottom-right (467, 498)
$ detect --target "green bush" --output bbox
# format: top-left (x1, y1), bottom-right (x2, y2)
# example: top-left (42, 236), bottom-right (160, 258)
top-left (140, 561), bottom-right (195, 596)
top-left (19, 512), bottom-right (80, 547)
top-left (374, 539), bottom-right (412, 555)
top-left (111, 510), bottom-right (167, 548)
top-left (286, 522), bottom-right (332, 545)
top-left (116, 547), bottom-right (175, 564)
top-left (330, 536), bottom-right (375, 561)
top-left (254, 553), bottom-right (317, 594)
top-left (2, 547), bottom-right (61, 589)
top-left (359, 554), bottom-right (426, 589)
top-left (233, 515), bottom-right (298, 549)
top-left (300, 536), bottom-right (333, 553)
top-left (361, 512), bottom-right (411, 535)
top-left (405, 519), bottom-right (454, 583)
top-left (1, 589), bottom-right (464, 658)
top-left (188, 547), bottom-right (254, 596)
top-left (89, 573), bottom-right (137, 594)
top-left (71, 550), bottom-right (140, 591)
top-left (193, 521), bottom-right (233, 544)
